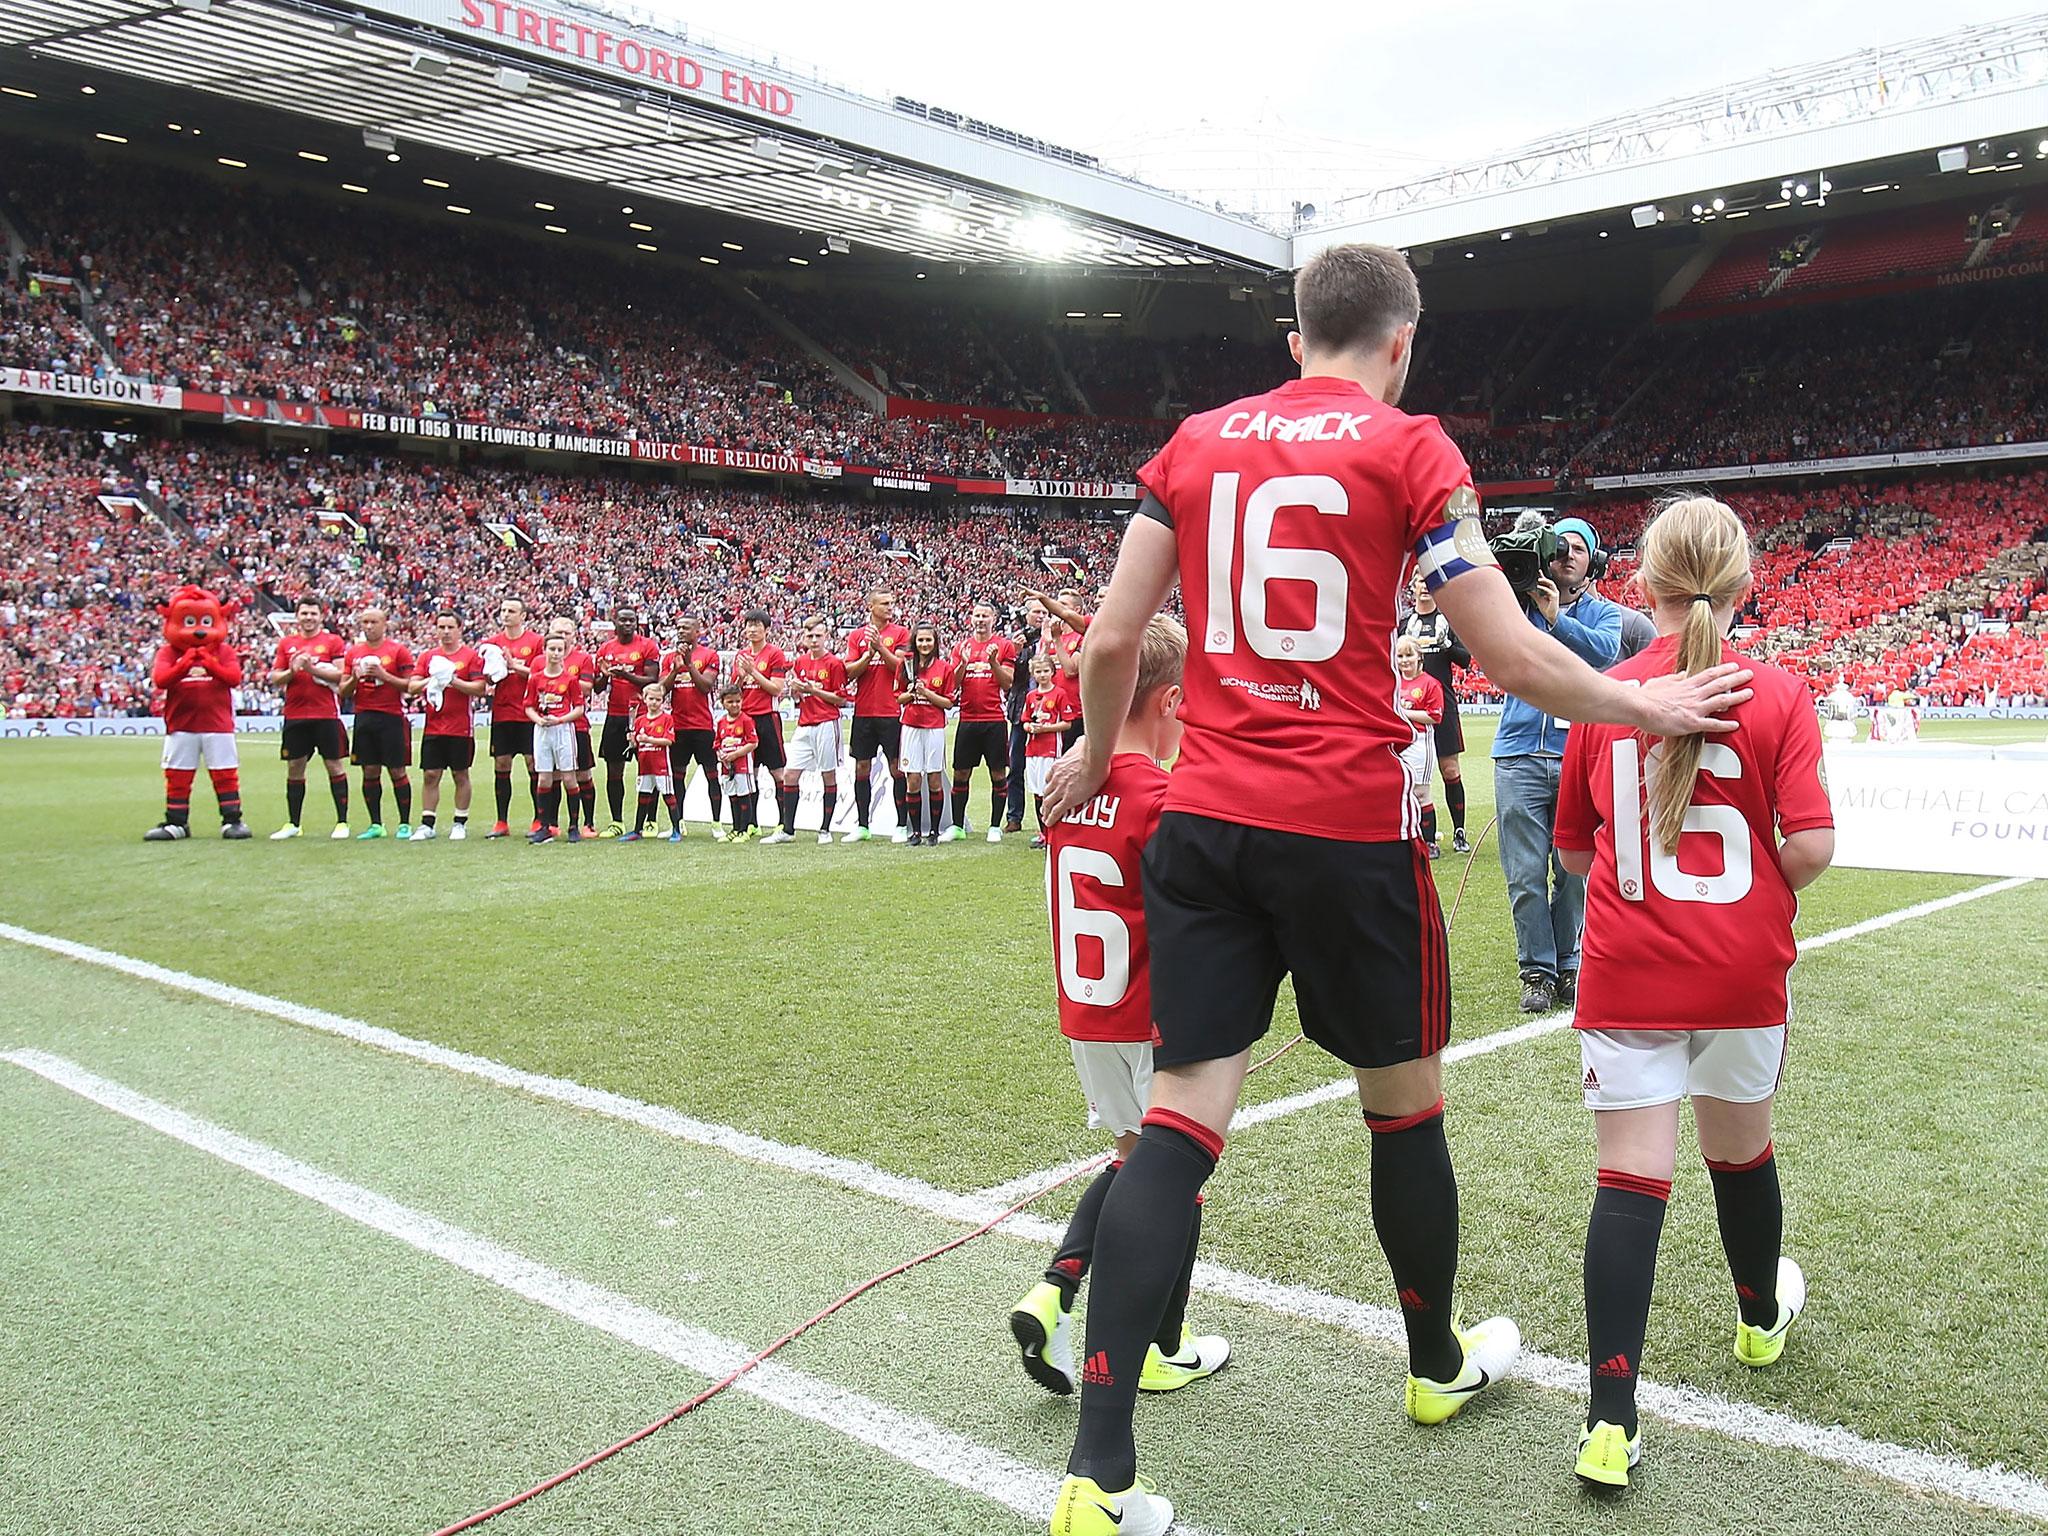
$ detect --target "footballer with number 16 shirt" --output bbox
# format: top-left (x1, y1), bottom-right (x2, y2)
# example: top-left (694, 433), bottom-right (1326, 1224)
top-left (1552, 495), bottom-right (1833, 1490)
top-left (1038, 243), bottom-right (1755, 1536)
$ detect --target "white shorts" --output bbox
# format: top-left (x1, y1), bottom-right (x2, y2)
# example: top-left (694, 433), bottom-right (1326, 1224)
top-left (1070, 1039), bottom-right (1154, 1137)
top-left (1025, 755), bottom-right (1056, 795)
top-left (1579, 1026), bottom-right (1788, 1111)
top-left (1399, 729), bottom-right (1437, 808)
top-left (789, 719), bottom-right (841, 773)
top-left (720, 772), bottom-right (755, 799)
top-left (637, 772), bottom-right (673, 794)
top-left (535, 723), bottom-right (578, 774)
top-left (161, 731), bottom-right (238, 770)
top-left (901, 725), bottom-right (946, 774)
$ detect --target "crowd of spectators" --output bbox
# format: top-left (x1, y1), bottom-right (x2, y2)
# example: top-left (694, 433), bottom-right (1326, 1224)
top-left (6, 139), bottom-right (2048, 493)
top-left (1, 425), bottom-right (1129, 717)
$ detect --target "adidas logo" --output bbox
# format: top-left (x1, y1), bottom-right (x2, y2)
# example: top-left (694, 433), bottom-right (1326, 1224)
top-left (1595, 1353), bottom-right (1634, 1379)
top-left (1397, 1287), bottom-right (1429, 1311)
top-left (1080, 1350), bottom-right (1115, 1387)
top-left (1583, 1067), bottom-right (1600, 1089)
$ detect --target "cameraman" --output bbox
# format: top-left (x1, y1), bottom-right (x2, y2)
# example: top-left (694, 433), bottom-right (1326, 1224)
top-left (1492, 513), bottom-right (1621, 1014)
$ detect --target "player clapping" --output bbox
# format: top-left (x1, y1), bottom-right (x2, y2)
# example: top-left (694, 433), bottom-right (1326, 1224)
top-left (342, 606), bottom-right (415, 840)
top-left (1553, 495), bottom-right (1833, 1489)
top-left (268, 597), bottom-right (351, 839)
top-left (410, 611), bottom-right (487, 841)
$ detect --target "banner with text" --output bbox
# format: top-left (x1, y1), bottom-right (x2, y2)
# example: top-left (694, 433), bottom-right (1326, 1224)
top-left (1, 367), bottom-right (183, 412)
top-left (1823, 743), bottom-right (2048, 878)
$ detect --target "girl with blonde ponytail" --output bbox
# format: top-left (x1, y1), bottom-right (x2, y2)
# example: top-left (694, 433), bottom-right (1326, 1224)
top-left (1550, 494), bottom-right (1837, 1490)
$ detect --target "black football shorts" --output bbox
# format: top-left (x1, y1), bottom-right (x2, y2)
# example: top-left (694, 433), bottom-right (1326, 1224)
top-left (1143, 812), bottom-right (1451, 1070)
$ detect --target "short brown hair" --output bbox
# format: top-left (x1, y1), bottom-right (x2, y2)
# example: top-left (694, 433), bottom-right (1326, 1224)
top-left (1132, 614), bottom-right (1187, 713)
top-left (1294, 243), bottom-right (1421, 357)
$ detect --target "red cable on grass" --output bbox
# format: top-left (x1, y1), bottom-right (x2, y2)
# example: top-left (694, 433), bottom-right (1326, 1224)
top-left (432, 823), bottom-right (1503, 1533)
top-left (428, 1152), bottom-right (1112, 1535)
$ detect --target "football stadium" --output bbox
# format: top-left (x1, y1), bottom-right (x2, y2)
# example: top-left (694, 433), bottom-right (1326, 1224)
top-left (2, 3), bottom-right (2046, 1532)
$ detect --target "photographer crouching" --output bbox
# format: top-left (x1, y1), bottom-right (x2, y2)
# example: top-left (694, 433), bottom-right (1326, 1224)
top-left (1490, 513), bottom-right (1622, 1013)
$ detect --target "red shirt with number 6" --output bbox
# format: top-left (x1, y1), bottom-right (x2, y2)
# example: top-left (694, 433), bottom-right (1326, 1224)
top-left (1047, 752), bottom-right (1168, 1044)
top-left (1555, 637), bottom-right (1833, 1033)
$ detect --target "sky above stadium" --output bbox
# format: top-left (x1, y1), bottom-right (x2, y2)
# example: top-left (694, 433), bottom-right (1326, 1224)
top-left (654, 0), bottom-right (2022, 219)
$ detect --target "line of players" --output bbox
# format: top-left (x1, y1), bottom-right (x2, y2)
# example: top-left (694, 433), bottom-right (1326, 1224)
top-left (263, 588), bottom-right (1098, 846)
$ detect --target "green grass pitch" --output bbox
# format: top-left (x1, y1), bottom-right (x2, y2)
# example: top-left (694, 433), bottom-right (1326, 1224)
top-left (0, 717), bottom-right (2042, 1535)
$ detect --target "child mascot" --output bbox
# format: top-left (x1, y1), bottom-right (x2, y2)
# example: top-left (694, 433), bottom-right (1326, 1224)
top-left (144, 585), bottom-right (251, 841)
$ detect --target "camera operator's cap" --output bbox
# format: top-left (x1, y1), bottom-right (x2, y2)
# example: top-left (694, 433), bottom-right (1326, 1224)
top-left (1552, 516), bottom-right (1604, 559)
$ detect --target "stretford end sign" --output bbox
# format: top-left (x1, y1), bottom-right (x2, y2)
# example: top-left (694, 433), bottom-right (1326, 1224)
top-left (451, 0), bottom-right (797, 117)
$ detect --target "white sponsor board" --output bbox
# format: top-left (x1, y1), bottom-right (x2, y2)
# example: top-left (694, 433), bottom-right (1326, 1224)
top-left (1824, 744), bottom-right (2048, 878)
top-left (1586, 439), bottom-right (2048, 490)
top-left (0, 366), bottom-right (184, 410)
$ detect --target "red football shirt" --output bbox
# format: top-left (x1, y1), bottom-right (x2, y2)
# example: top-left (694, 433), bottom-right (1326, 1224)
top-left (792, 652), bottom-right (848, 726)
top-left (902, 656), bottom-right (956, 729)
top-left (1023, 684), bottom-right (1078, 758)
top-left (344, 638), bottom-right (413, 715)
top-left (273, 632), bottom-right (346, 720)
top-left (1137, 375), bottom-right (1477, 842)
top-left (154, 644), bottom-right (239, 734)
top-left (662, 643), bottom-right (720, 731)
top-left (597, 634), bottom-right (662, 716)
top-left (1047, 752), bottom-right (1169, 1044)
top-left (1555, 638), bottom-right (1834, 1032)
top-left (1398, 672), bottom-right (1444, 726)
top-left (845, 623), bottom-right (912, 717)
top-left (482, 629), bottom-right (547, 722)
top-left (737, 643), bottom-right (790, 718)
top-left (715, 712), bottom-right (758, 778)
top-left (952, 635), bottom-right (1016, 722)
top-left (418, 645), bottom-right (485, 737)
top-left (634, 709), bottom-right (675, 773)
top-left (527, 667), bottom-right (586, 724)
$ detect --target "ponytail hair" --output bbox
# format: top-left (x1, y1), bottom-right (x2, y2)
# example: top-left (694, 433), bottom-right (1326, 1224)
top-left (1634, 495), bottom-right (1753, 855)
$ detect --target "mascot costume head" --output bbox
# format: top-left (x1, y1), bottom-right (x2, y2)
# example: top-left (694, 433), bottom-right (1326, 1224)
top-left (144, 584), bottom-right (249, 841)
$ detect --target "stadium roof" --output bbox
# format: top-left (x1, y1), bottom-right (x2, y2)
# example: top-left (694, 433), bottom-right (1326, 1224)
top-left (1299, 17), bottom-right (2048, 259)
top-left (0, 0), bottom-right (1292, 273)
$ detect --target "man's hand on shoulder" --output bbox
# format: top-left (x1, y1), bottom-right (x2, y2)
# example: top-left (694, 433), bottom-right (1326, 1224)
top-left (1633, 662), bottom-right (1754, 737)
top-left (1040, 740), bottom-right (1106, 825)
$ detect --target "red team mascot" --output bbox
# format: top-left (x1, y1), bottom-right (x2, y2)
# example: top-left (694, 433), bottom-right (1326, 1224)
top-left (144, 585), bottom-right (251, 841)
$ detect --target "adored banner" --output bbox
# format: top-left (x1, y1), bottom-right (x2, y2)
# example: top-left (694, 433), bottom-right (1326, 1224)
top-left (1824, 743), bottom-right (2048, 878)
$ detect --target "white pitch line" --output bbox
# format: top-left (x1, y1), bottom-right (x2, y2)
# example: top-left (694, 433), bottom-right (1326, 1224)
top-left (0, 1049), bottom-right (1220, 1536)
top-left (5, 889), bottom-right (2046, 1520)
top-left (989, 872), bottom-right (2039, 1196)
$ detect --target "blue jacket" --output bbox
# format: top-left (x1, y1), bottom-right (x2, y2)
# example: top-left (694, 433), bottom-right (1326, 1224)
top-left (1493, 589), bottom-right (1623, 758)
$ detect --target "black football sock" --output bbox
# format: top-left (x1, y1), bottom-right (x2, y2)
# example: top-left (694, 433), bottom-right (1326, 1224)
top-left (1365, 1098), bottom-right (1462, 1381)
top-left (286, 778), bottom-right (306, 827)
top-left (527, 770), bottom-right (540, 820)
top-left (1034, 794), bottom-right (1047, 832)
top-left (329, 774), bottom-right (349, 821)
top-left (893, 775), bottom-right (910, 831)
top-left (393, 776), bottom-right (412, 826)
top-left (421, 810), bottom-right (437, 831)
top-left (1046, 1160), bottom-right (1120, 1306)
top-left (780, 784), bottom-right (799, 835)
top-left (1707, 1145), bottom-right (1783, 1328)
top-left (1069, 1113), bottom-right (1218, 1490)
top-left (364, 778), bottom-right (383, 826)
top-left (453, 809), bottom-right (468, 827)
top-left (1153, 1197), bottom-right (1204, 1352)
top-left (637, 791), bottom-right (654, 832)
top-left (1585, 1171), bottom-right (1670, 1436)
top-left (735, 794), bottom-right (755, 834)
top-left (854, 775), bottom-right (872, 828)
top-left (664, 792), bottom-right (681, 832)
top-left (704, 768), bottom-right (723, 823)
top-left (951, 777), bottom-right (970, 827)
top-left (1445, 777), bottom-right (1467, 835)
top-left (607, 767), bottom-right (626, 825)
top-left (580, 781), bottom-right (597, 828)
top-left (1422, 805), bottom-right (1438, 844)
top-left (495, 769), bottom-right (512, 822)
top-left (821, 786), bottom-right (837, 832)
top-left (924, 785), bottom-right (941, 837)
top-left (990, 778), bottom-right (1008, 826)
top-left (543, 784), bottom-right (561, 828)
